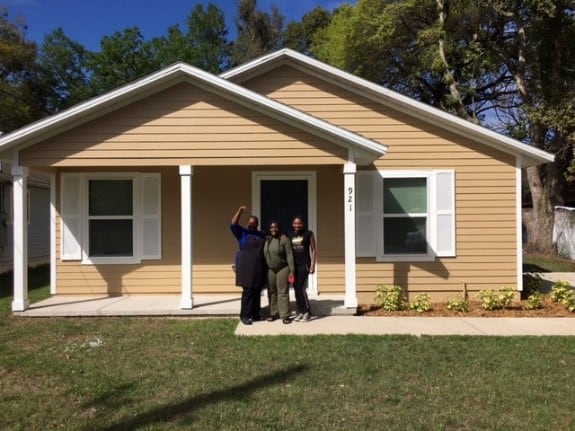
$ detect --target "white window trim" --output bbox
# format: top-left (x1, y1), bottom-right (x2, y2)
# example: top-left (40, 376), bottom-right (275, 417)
top-left (81, 173), bottom-right (141, 265)
top-left (376, 170), bottom-right (435, 262)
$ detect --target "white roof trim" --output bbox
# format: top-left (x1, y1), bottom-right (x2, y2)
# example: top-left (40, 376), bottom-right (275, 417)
top-left (222, 49), bottom-right (554, 167)
top-left (0, 61), bottom-right (386, 165)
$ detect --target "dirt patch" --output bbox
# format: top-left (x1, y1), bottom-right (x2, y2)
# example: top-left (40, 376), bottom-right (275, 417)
top-left (358, 299), bottom-right (575, 317)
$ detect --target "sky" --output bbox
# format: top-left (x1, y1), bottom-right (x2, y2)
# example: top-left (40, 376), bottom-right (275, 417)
top-left (2, 0), bottom-right (352, 51)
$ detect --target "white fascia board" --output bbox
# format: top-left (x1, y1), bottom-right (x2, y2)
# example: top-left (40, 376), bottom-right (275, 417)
top-left (0, 59), bottom-right (386, 163)
top-left (220, 49), bottom-right (289, 81)
top-left (223, 49), bottom-right (554, 167)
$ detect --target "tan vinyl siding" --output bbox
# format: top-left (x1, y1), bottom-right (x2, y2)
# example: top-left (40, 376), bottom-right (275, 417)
top-left (20, 83), bottom-right (347, 168)
top-left (244, 65), bottom-right (518, 301)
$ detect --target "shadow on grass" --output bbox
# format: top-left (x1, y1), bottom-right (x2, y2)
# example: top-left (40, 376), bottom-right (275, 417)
top-left (0, 265), bottom-right (50, 299)
top-left (523, 263), bottom-right (548, 273)
top-left (86, 364), bottom-right (308, 431)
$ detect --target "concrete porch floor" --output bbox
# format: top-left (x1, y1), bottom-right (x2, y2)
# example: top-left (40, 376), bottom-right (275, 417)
top-left (14, 292), bottom-right (354, 317)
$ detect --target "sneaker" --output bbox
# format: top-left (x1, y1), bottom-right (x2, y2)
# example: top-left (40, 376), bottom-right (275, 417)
top-left (294, 313), bottom-right (304, 322)
top-left (301, 312), bottom-right (312, 322)
top-left (240, 317), bottom-right (253, 325)
top-left (282, 317), bottom-right (292, 324)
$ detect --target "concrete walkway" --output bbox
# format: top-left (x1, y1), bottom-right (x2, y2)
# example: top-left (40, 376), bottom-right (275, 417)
top-left (234, 316), bottom-right (575, 336)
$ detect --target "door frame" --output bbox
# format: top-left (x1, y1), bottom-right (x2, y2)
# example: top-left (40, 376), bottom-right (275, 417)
top-left (252, 171), bottom-right (318, 295)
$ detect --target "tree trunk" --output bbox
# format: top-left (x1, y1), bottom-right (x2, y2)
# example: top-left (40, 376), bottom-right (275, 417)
top-left (509, 12), bottom-right (556, 253)
top-left (525, 165), bottom-right (555, 253)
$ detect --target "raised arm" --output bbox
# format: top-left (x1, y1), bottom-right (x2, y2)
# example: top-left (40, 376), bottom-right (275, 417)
top-left (231, 205), bottom-right (246, 225)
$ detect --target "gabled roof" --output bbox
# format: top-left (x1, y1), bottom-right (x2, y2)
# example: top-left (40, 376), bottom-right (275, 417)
top-left (0, 62), bottom-right (386, 165)
top-left (222, 49), bottom-right (554, 168)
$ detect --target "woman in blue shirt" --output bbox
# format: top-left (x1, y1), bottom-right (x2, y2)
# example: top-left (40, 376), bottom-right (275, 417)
top-left (230, 206), bottom-right (266, 325)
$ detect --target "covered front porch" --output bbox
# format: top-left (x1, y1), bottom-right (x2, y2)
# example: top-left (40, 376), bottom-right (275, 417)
top-left (13, 292), bottom-right (354, 317)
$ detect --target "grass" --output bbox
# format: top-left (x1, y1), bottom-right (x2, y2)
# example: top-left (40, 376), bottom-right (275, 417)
top-left (1, 266), bottom-right (575, 430)
top-left (523, 252), bottom-right (575, 273)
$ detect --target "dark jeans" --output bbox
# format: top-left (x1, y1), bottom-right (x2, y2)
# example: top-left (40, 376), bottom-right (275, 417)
top-left (294, 264), bottom-right (311, 314)
top-left (240, 284), bottom-right (262, 320)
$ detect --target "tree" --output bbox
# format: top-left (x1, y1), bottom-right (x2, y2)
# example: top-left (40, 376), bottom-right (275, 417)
top-left (148, 3), bottom-right (230, 73)
top-left (85, 27), bottom-right (157, 95)
top-left (481, 0), bottom-right (575, 252)
top-left (0, 8), bottom-right (48, 133)
top-left (231, 0), bottom-right (285, 66)
top-left (38, 28), bottom-right (91, 111)
top-left (284, 6), bottom-right (332, 54)
top-left (311, 0), bottom-right (506, 121)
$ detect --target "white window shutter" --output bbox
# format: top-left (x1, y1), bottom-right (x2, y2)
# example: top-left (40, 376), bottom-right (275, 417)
top-left (434, 170), bottom-right (455, 257)
top-left (60, 173), bottom-right (82, 260)
top-left (356, 171), bottom-right (376, 256)
top-left (141, 173), bottom-right (161, 259)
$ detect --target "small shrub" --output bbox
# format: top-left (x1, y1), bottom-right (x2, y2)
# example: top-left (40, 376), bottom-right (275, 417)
top-left (408, 293), bottom-right (431, 313)
top-left (550, 281), bottom-right (575, 312)
top-left (522, 273), bottom-right (542, 298)
top-left (478, 285), bottom-right (515, 310)
top-left (523, 291), bottom-right (545, 310)
top-left (550, 281), bottom-right (572, 302)
top-left (446, 295), bottom-right (469, 312)
top-left (375, 284), bottom-right (405, 311)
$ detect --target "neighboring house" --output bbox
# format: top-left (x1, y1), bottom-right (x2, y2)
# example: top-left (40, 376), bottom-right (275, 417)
top-left (0, 49), bottom-right (554, 312)
top-left (0, 162), bottom-right (50, 273)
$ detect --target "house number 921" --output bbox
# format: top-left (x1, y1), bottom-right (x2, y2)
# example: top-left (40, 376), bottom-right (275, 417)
top-left (347, 187), bottom-right (353, 211)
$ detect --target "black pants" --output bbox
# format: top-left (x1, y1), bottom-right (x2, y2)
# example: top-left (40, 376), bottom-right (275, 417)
top-left (240, 284), bottom-right (262, 320)
top-left (293, 264), bottom-right (311, 314)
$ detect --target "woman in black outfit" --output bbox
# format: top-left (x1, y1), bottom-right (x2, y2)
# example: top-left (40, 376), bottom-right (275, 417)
top-left (288, 216), bottom-right (317, 322)
top-left (230, 206), bottom-right (266, 325)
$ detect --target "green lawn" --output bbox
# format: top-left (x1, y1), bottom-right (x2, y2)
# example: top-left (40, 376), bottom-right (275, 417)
top-left (1, 267), bottom-right (575, 430)
top-left (523, 253), bottom-right (575, 272)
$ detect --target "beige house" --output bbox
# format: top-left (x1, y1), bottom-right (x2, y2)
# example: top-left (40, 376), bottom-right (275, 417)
top-left (0, 49), bottom-right (554, 312)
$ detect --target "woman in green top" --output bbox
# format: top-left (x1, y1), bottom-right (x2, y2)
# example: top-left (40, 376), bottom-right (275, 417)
top-left (264, 221), bottom-right (295, 324)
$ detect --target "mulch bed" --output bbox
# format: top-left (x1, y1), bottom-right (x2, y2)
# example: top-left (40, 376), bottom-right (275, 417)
top-left (358, 300), bottom-right (575, 317)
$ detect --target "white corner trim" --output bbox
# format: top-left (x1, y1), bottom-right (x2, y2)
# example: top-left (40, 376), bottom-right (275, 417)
top-left (516, 157), bottom-right (524, 291)
top-left (50, 172), bottom-right (57, 294)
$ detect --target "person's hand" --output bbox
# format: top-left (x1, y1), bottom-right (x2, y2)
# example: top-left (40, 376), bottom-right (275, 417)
top-left (238, 205), bottom-right (246, 211)
top-left (309, 266), bottom-right (315, 274)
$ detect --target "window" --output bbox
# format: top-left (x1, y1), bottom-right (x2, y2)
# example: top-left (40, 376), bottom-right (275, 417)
top-left (383, 177), bottom-right (428, 254)
top-left (88, 179), bottom-right (134, 257)
top-left (356, 170), bottom-right (455, 261)
top-left (60, 172), bottom-right (161, 264)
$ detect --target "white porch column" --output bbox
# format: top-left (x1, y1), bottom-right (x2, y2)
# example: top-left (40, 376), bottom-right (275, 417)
top-left (180, 166), bottom-right (193, 309)
top-left (343, 160), bottom-right (358, 308)
top-left (11, 165), bottom-right (29, 311)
